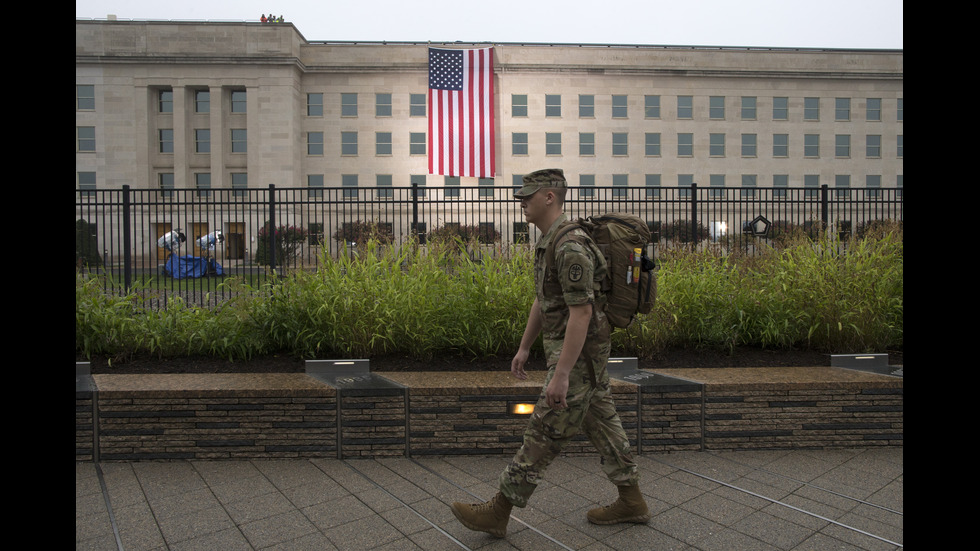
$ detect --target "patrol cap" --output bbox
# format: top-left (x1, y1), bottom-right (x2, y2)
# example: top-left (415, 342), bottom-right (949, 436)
top-left (514, 168), bottom-right (567, 198)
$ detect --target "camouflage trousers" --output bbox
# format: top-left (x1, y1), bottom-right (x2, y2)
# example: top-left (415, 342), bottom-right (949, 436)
top-left (498, 365), bottom-right (639, 508)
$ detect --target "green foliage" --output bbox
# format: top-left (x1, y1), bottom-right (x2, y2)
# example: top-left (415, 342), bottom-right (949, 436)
top-left (254, 221), bottom-right (310, 266)
top-left (76, 228), bottom-right (902, 365)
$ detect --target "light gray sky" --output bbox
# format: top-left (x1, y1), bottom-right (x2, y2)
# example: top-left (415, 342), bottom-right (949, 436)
top-left (75, 0), bottom-right (903, 49)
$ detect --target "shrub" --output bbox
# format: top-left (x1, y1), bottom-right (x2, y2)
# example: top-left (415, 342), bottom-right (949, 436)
top-left (76, 230), bottom-right (902, 363)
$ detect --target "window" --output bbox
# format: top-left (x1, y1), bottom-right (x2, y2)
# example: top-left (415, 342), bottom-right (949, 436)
top-left (835, 134), bottom-right (850, 157)
top-left (231, 129), bottom-right (247, 153)
top-left (804, 174), bottom-right (820, 198)
top-left (341, 132), bottom-right (358, 155)
top-left (645, 133), bottom-right (661, 156)
top-left (709, 133), bottom-right (725, 157)
top-left (578, 174), bottom-right (595, 198)
top-left (579, 95), bottom-right (594, 118)
top-left (308, 223), bottom-right (324, 246)
top-left (77, 126), bottom-right (95, 152)
top-left (545, 94), bottom-right (561, 117)
top-left (677, 96), bottom-right (693, 119)
top-left (195, 90), bottom-right (210, 113)
top-left (308, 174), bottom-right (324, 198)
top-left (513, 221), bottom-right (529, 243)
top-left (866, 175), bottom-right (882, 198)
top-left (741, 134), bottom-right (757, 157)
top-left (307, 93), bottom-right (323, 116)
top-left (307, 132), bottom-right (323, 156)
top-left (341, 93), bottom-right (357, 117)
top-left (645, 174), bottom-right (661, 198)
top-left (773, 134), bottom-right (788, 157)
top-left (342, 174), bottom-right (358, 199)
top-left (741, 175), bottom-right (757, 197)
top-left (478, 178), bottom-right (494, 198)
top-left (866, 135), bottom-right (881, 158)
top-left (741, 97), bottom-right (757, 120)
top-left (410, 175), bottom-right (427, 198)
top-left (76, 85), bottom-right (95, 110)
top-left (897, 98), bottom-right (903, 121)
top-left (709, 96), bottom-right (725, 119)
top-left (546, 133), bottom-right (561, 155)
top-left (678, 174), bottom-right (694, 198)
top-left (376, 93), bottom-right (392, 117)
top-left (376, 132), bottom-right (392, 155)
top-left (445, 176), bottom-right (460, 198)
top-left (835, 174), bottom-right (851, 198)
top-left (644, 95), bottom-right (660, 118)
top-left (612, 174), bottom-right (628, 198)
top-left (410, 94), bottom-right (426, 116)
top-left (897, 135), bottom-right (903, 157)
top-left (231, 90), bottom-right (246, 113)
top-left (512, 94), bottom-right (527, 117)
top-left (612, 133), bottom-right (628, 156)
top-left (867, 98), bottom-right (881, 121)
top-left (78, 172), bottom-right (96, 195)
top-left (579, 133), bottom-right (594, 156)
top-left (804, 97), bottom-right (819, 120)
top-left (612, 95), bottom-right (627, 118)
top-left (159, 173), bottom-right (174, 197)
top-left (709, 174), bottom-right (725, 198)
top-left (835, 98), bottom-right (850, 121)
top-left (159, 89), bottom-right (173, 113)
top-left (804, 134), bottom-right (820, 157)
top-left (231, 173), bottom-right (248, 196)
top-left (159, 129), bottom-right (174, 153)
top-left (195, 173), bottom-right (211, 197)
top-left (512, 133), bottom-right (528, 155)
top-left (677, 133), bottom-right (693, 157)
top-left (195, 129), bottom-right (210, 153)
top-left (410, 132), bottom-right (426, 155)
top-left (773, 97), bottom-right (788, 120)
top-left (773, 174), bottom-right (788, 197)
top-left (377, 174), bottom-right (393, 198)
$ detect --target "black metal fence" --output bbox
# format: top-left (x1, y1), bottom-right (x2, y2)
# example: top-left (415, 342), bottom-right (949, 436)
top-left (76, 184), bottom-right (903, 306)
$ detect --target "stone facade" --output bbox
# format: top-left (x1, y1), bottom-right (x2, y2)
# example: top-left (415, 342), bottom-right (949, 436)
top-left (76, 20), bottom-right (903, 194)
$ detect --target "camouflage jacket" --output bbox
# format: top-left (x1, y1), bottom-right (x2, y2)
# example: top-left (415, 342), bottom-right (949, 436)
top-left (534, 215), bottom-right (611, 371)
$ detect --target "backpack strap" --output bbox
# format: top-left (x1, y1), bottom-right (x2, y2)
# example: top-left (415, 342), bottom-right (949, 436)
top-left (543, 220), bottom-right (599, 389)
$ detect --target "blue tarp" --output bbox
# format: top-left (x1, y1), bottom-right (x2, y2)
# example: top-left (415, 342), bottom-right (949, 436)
top-left (163, 255), bottom-right (224, 279)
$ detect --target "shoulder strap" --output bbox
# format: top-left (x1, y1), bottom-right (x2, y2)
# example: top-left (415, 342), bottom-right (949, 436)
top-left (545, 221), bottom-right (583, 269)
top-left (543, 220), bottom-right (599, 390)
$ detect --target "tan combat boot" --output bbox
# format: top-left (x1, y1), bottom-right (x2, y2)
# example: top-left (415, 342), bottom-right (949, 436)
top-left (450, 491), bottom-right (513, 537)
top-left (587, 484), bottom-right (652, 525)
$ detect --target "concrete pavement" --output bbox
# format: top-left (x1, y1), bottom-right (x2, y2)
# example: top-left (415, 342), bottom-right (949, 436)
top-left (77, 447), bottom-right (903, 550)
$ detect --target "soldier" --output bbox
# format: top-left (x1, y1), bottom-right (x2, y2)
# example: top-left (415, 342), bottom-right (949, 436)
top-left (450, 168), bottom-right (650, 537)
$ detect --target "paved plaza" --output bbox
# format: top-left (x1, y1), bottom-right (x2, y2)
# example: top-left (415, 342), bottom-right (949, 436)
top-left (77, 447), bottom-right (903, 550)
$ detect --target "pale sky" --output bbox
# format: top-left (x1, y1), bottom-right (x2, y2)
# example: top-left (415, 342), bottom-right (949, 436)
top-left (75, 0), bottom-right (903, 49)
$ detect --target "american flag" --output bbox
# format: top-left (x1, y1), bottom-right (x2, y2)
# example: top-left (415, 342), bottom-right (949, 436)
top-left (428, 47), bottom-right (495, 178)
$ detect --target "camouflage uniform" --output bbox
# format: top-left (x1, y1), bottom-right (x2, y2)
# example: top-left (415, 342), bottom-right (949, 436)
top-left (498, 212), bottom-right (640, 508)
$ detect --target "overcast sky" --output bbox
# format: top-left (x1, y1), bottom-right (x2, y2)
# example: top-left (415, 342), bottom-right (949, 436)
top-left (76, 0), bottom-right (903, 49)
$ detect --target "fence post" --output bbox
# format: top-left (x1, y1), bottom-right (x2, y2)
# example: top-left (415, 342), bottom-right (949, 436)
top-left (268, 184), bottom-right (277, 273)
top-left (122, 184), bottom-right (132, 290)
top-left (411, 182), bottom-right (419, 241)
top-left (820, 184), bottom-right (829, 237)
top-left (690, 182), bottom-right (698, 244)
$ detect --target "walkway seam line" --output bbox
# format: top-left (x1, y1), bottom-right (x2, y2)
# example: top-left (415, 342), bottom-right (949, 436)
top-left (408, 458), bottom-right (576, 551)
top-left (95, 463), bottom-right (125, 551)
top-left (338, 459), bottom-right (473, 551)
top-left (649, 456), bottom-right (903, 548)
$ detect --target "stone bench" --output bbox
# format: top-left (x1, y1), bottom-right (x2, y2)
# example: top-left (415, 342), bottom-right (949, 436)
top-left (75, 360), bottom-right (902, 462)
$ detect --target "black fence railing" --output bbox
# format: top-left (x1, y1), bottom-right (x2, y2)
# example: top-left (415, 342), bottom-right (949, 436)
top-left (76, 184), bottom-right (903, 306)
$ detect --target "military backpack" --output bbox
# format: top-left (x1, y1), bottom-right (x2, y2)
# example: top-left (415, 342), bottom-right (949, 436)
top-left (546, 213), bottom-right (656, 328)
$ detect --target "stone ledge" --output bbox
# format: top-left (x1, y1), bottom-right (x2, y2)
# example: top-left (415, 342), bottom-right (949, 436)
top-left (76, 365), bottom-right (902, 461)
